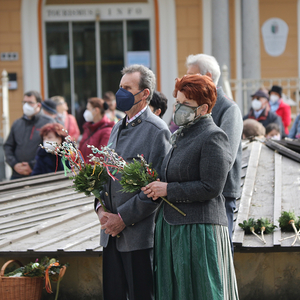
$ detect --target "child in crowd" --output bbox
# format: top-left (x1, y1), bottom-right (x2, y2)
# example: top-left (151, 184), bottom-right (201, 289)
top-left (31, 123), bottom-right (68, 176)
top-left (265, 123), bottom-right (281, 140)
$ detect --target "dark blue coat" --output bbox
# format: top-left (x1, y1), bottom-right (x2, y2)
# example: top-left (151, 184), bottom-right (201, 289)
top-left (31, 147), bottom-right (65, 176)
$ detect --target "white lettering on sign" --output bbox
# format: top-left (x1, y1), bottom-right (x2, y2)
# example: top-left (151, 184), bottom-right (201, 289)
top-left (44, 4), bottom-right (150, 21)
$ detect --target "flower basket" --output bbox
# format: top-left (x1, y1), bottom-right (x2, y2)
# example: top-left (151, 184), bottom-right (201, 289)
top-left (0, 260), bottom-right (43, 300)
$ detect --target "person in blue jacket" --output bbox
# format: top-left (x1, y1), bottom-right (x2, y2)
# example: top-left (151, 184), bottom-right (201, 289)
top-left (31, 123), bottom-right (68, 176)
top-left (288, 114), bottom-right (300, 139)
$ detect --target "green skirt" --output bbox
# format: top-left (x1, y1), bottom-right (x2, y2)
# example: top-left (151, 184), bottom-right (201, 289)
top-left (154, 209), bottom-right (239, 300)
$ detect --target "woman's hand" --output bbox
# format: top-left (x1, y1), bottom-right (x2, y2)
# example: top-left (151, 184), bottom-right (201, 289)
top-left (141, 179), bottom-right (167, 200)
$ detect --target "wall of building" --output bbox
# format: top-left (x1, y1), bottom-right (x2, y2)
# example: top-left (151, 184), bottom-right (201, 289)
top-left (235, 251), bottom-right (300, 299)
top-left (0, 0), bottom-right (23, 128)
top-left (260, 0), bottom-right (298, 78)
top-left (175, 0), bottom-right (203, 77)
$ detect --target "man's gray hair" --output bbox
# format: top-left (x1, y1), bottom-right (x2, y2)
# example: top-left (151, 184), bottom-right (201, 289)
top-left (121, 64), bottom-right (156, 102)
top-left (186, 54), bottom-right (221, 85)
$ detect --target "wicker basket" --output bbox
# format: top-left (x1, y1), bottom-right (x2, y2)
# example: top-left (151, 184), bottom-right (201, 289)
top-left (0, 260), bottom-right (43, 300)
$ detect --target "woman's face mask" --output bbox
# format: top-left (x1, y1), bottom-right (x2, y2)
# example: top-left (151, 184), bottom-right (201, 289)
top-left (173, 103), bottom-right (201, 126)
top-left (269, 94), bottom-right (280, 103)
top-left (83, 109), bottom-right (94, 122)
top-left (115, 88), bottom-right (144, 112)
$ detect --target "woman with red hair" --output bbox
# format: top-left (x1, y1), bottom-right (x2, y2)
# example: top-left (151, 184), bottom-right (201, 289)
top-left (142, 75), bottom-right (239, 299)
top-left (31, 123), bottom-right (68, 175)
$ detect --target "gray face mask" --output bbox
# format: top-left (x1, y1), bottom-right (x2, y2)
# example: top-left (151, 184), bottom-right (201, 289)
top-left (173, 103), bottom-right (201, 126)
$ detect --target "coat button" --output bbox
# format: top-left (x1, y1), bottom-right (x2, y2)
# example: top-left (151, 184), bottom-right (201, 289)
top-left (105, 192), bottom-right (109, 196)
top-left (181, 133), bottom-right (184, 136)
top-left (137, 119), bottom-right (141, 123)
top-left (132, 122), bottom-right (135, 127)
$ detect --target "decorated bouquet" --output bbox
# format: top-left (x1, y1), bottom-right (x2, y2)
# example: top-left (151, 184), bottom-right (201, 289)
top-left (88, 145), bottom-right (186, 216)
top-left (239, 217), bottom-right (277, 244)
top-left (5, 257), bottom-right (68, 300)
top-left (41, 134), bottom-right (109, 210)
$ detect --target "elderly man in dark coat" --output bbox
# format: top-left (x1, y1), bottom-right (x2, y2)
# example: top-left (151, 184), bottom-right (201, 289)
top-left (186, 54), bottom-right (243, 255)
top-left (95, 64), bottom-right (171, 300)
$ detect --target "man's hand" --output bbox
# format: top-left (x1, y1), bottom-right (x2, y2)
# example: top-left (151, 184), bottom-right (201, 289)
top-left (101, 212), bottom-right (126, 237)
top-left (14, 162), bottom-right (32, 175)
top-left (96, 206), bottom-right (108, 225)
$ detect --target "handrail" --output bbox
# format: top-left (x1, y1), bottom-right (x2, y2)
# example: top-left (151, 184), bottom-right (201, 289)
top-left (221, 65), bottom-right (300, 117)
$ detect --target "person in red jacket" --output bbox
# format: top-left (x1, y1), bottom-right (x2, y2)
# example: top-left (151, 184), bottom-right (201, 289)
top-left (51, 96), bottom-right (80, 141)
top-left (79, 97), bottom-right (115, 162)
top-left (269, 85), bottom-right (291, 135)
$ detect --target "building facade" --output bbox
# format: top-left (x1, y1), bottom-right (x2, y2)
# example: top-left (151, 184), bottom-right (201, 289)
top-left (1, 0), bottom-right (300, 129)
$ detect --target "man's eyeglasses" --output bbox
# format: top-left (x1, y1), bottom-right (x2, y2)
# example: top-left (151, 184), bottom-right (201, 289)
top-left (22, 101), bottom-right (37, 106)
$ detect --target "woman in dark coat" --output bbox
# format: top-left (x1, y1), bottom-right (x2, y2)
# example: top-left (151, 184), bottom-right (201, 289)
top-left (31, 123), bottom-right (67, 176)
top-left (142, 75), bottom-right (239, 300)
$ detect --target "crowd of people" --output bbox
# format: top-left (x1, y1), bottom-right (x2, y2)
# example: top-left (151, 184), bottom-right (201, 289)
top-left (3, 52), bottom-right (300, 300)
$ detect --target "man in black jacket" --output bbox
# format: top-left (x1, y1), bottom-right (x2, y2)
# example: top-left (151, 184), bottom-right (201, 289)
top-left (4, 91), bottom-right (54, 179)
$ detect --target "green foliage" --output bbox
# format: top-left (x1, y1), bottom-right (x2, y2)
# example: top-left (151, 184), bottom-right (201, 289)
top-left (256, 217), bottom-right (277, 234)
top-left (70, 164), bottom-right (109, 199)
top-left (4, 257), bottom-right (68, 279)
top-left (278, 211), bottom-right (300, 232)
top-left (119, 158), bottom-right (158, 193)
top-left (238, 218), bottom-right (258, 234)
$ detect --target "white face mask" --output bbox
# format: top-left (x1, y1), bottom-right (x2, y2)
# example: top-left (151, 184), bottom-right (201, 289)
top-left (83, 109), bottom-right (94, 122)
top-left (269, 94), bottom-right (280, 103)
top-left (43, 140), bottom-right (57, 153)
top-left (251, 99), bottom-right (262, 111)
top-left (23, 103), bottom-right (37, 117)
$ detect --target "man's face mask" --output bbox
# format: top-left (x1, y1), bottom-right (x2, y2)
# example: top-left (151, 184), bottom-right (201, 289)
top-left (115, 88), bottom-right (144, 112)
top-left (251, 99), bottom-right (262, 111)
top-left (173, 103), bottom-right (202, 126)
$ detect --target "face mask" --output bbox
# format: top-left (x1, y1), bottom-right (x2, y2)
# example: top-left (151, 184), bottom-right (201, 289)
top-left (272, 134), bottom-right (281, 140)
top-left (83, 109), bottom-right (94, 122)
top-left (269, 94), bottom-right (280, 103)
top-left (174, 103), bottom-right (201, 126)
top-left (23, 102), bottom-right (37, 117)
top-left (251, 99), bottom-right (262, 111)
top-left (115, 88), bottom-right (144, 112)
top-left (43, 140), bottom-right (57, 153)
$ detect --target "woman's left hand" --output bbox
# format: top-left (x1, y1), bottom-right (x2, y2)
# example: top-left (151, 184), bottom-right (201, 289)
top-left (141, 179), bottom-right (168, 200)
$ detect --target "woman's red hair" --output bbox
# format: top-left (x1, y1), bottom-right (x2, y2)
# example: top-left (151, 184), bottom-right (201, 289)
top-left (173, 74), bottom-right (217, 113)
top-left (40, 123), bottom-right (67, 140)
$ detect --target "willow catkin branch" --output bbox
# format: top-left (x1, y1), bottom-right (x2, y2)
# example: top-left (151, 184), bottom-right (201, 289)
top-left (161, 197), bottom-right (186, 216)
top-left (261, 227), bottom-right (266, 244)
top-left (251, 227), bottom-right (265, 243)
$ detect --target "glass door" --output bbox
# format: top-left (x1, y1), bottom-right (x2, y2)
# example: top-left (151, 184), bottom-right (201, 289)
top-left (45, 19), bottom-right (151, 117)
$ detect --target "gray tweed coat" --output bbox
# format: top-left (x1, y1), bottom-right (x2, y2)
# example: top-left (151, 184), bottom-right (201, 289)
top-left (98, 107), bottom-right (171, 252)
top-left (161, 116), bottom-right (232, 226)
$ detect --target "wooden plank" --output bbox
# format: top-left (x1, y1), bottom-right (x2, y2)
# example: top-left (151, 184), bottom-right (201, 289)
top-left (0, 171), bottom-right (68, 191)
top-left (0, 182), bottom-right (73, 203)
top-left (0, 206), bottom-right (92, 249)
top-left (0, 198), bottom-right (92, 227)
top-left (233, 142), bottom-right (262, 245)
top-left (0, 193), bottom-right (84, 217)
top-left (273, 152), bottom-right (282, 246)
top-left (60, 233), bottom-right (100, 251)
top-left (29, 221), bottom-right (99, 250)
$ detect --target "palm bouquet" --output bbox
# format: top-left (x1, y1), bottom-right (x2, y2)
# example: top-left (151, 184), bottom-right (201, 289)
top-left (4, 257), bottom-right (68, 300)
top-left (278, 211), bottom-right (300, 246)
top-left (88, 145), bottom-right (186, 216)
top-left (41, 134), bottom-right (109, 211)
top-left (239, 218), bottom-right (277, 244)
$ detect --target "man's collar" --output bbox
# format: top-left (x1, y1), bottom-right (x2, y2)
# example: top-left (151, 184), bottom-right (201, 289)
top-left (126, 105), bottom-right (148, 125)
